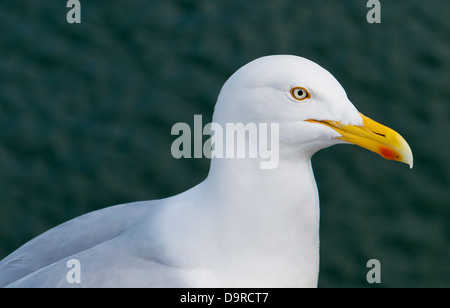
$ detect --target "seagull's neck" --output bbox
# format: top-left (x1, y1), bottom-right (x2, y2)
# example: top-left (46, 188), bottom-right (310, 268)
top-left (207, 153), bottom-right (318, 208)
top-left (198, 154), bottom-right (320, 286)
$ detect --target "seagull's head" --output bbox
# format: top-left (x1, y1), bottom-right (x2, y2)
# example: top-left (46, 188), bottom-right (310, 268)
top-left (213, 55), bottom-right (413, 168)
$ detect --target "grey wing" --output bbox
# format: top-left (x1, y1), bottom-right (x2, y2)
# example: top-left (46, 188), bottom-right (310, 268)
top-left (4, 235), bottom-right (189, 288)
top-left (0, 200), bottom-right (156, 287)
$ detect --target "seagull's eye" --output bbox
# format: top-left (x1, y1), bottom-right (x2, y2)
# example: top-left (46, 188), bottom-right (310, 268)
top-left (291, 87), bottom-right (311, 101)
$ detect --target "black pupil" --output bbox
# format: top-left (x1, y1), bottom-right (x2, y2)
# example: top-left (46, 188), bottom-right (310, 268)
top-left (297, 89), bottom-right (304, 97)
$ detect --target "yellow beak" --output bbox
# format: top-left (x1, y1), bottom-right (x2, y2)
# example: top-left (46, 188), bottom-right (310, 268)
top-left (307, 113), bottom-right (413, 168)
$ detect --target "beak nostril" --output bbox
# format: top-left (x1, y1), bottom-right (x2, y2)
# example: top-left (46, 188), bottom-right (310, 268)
top-left (373, 132), bottom-right (386, 137)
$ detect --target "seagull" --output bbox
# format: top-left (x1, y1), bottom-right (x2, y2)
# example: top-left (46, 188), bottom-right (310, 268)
top-left (0, 55), bottom-right (413, 288)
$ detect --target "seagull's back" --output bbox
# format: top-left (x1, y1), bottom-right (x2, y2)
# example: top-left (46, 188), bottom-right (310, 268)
top-left (0, 199), bottom-right (178, 287)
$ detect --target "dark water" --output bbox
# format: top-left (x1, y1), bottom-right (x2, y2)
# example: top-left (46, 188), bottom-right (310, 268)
top-left (0, 0), bottom-right (449, 287)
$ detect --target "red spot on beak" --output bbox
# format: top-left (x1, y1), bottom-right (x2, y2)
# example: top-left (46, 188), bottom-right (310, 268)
top-left (379, 146), bottom-right (399, 160)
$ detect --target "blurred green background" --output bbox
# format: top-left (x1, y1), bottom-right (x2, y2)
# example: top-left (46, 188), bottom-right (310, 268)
top-left (0, 0), bottom-right (449, 287)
